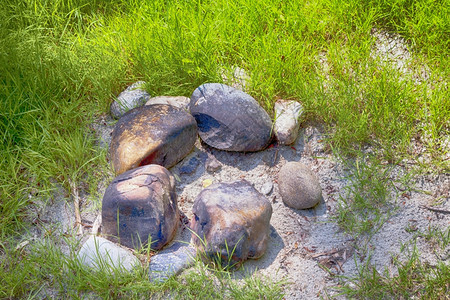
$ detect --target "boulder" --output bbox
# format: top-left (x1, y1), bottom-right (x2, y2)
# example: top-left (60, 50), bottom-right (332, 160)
top-left (77, 236), bottom-right (140, 272)
top-left (278, 162), bottom-right (322, 209)
top-left (110, 104), bottom-right (197, 175)
top-left (110, 81), bottom-right (150, 119)
top-left (146, 96), bottom-right (190, 110)
top-left (149, 242), bottom-right (196, 283)
top-left (102, 164), bottom-right (179, 250)
top-left (189, 83), bottom-right (273, 152)
top-left (191, 180), bottom-right (272, 268)
top-left (274, 100), bottom-right (303, 145)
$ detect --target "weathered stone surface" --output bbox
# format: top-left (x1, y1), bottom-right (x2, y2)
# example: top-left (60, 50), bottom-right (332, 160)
top-left (146, 96), bottom-right (190, 110)
top-left (191, 180), bottom-right (272, 267)
top-left (205, 154), bottom-right (221, 173)
top-left (274, 100), bottom-right (303, 145)
top-left (278, 162), bottom-right (322, 209)
top-left (179, 157), bottom-right (200, 175)
top-left (110, 104), bottom-right (197, 175)
top-left (189, 83), bottom-right (273, 152)
top-left (77, 236), bottom-right (140, 271)
top-left (102, 164), bottom-right (179, 250)
top-left (260, 181), bottom-right (274, 196)
top-left (111, 81), bottom-right (150, 119)
top-left (149, 242), bottom-right (196, 283)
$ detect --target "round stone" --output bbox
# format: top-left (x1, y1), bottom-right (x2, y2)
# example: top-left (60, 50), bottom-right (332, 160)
top-left (109, 104), bottom-right (198, 175)
top-left (278, 162), bottom-right (322, 209)
top-left (102, 164), bottom-right (179, 250)
top-left (189, 83), bottom-right (273, 152)
top-left (191, 180), bottom-right (272, 267)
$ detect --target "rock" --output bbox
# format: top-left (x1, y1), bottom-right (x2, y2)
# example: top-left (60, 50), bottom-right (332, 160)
top-left (274, 100), bottom-right (303, 145)
top-left (110, 81), bottom-right (150, 119)
top-left (179, 157), bottom-right (200, 175)
top-left (77, 236), bottom-right (140, 272)
top-left (205, 154), bottom-right (221, 173)
top-left (189, 83), bottom-right (273, 152)
top-left (260, 181), bottom-right (273, 195)
top-left (149, 242), bottom-right (197, 283)
top-left (102, 164), bottom-right (179, 250)
top-left (146, 96), bottom-right (190, 110)
top-left (110, 104), bottom-right (197, 175)
top-left (278, 162), bottom-right (322, 209)
top-left (191, 180), bottom-right (272, 268)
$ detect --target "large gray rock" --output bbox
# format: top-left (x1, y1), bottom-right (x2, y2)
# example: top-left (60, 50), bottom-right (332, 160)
top-left (191, 180), bottom-right (272, 268)
top-left (149, 242), bottom-right (196, 283)
top-left (77, 236), bottom-right (140, 272)
top-left (278, 162), bottom-right (322, 209)
top-left (274, 100), bottom-right (303, 145)
top-left (146, 96), bottom-right (190, 110)
top-left (110, 104), bottom-right (197, 175)
top-left (189, 83), bottom-right (273, 152)
top-left (102, 164), bottom-right (179, 250)
top-left (110, 81), bottom-right (150, 119)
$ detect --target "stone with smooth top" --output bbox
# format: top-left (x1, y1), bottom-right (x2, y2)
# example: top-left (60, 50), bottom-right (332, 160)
top-left (189, 83), bottom-right (273, 152)
top-left (77, 236), bottom-right (140, 272)
top-left (102, 164), bottom-right (179, 250)
top-left (146, 96), bottom-right (190, 110)
top-left (274, 100), bottom-right (303, 145)
top-left (149, 242), bottom-right (196, 283)
top-left (278, 161), bottom-right (322, 209)
top-left (110, 104), bottom-right (197, 175)
top-left (191, 180), bottom-right (272, 267)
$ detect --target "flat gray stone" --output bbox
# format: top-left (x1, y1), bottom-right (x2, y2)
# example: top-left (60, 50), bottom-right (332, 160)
top-left (260, 181), bottom-right (274, 195)
top-left (110, 81), bottom-right (150, 119)
top-left (146, 96), bottom-right (190, 110)
top-left (77, 236), bottom-right (140, 272)
top-left (274, 100), bottom-right (303, 145)
top-left (149, 242), bottom-right (196, 283)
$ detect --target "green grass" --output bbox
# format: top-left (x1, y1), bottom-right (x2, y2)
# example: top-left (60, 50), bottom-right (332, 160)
top-left (0, 0), bottom-right (448, 298)
top-left (336, 232), bottom-right (450, 299)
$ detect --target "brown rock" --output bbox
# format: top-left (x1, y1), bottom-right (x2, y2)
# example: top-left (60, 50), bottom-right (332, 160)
top-left (109, 104), bottom-right (197, 175)
top-left (102, 164), bottom-right (179, 250)
top-left (278, 162), bottom-right (322, 209)
top-left (191, 180), bottom-right (272, 268)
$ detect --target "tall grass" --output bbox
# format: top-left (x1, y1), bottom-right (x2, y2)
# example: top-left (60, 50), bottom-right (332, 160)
top-left (0, 0), bottom-right (448, 297)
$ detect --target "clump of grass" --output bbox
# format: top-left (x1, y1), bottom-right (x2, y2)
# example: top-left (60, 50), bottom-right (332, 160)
top-left (336, 241), bottom-right (449, 299)
top-left (0, 234), bottom-right (285, 299)
top-left (331, 154), bottom-right (397, 239)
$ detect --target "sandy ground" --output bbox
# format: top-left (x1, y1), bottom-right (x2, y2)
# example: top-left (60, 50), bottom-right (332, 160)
top-left (30, 115), bottom-right (448, 299)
